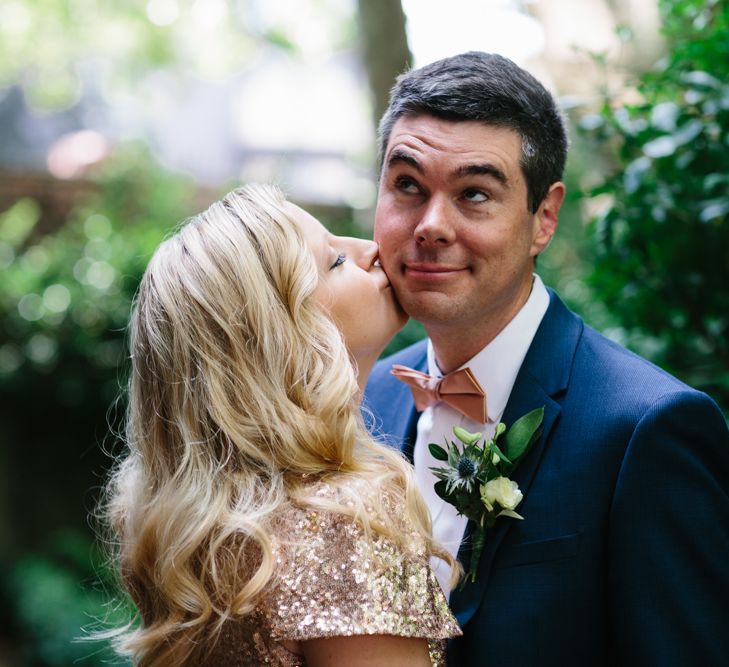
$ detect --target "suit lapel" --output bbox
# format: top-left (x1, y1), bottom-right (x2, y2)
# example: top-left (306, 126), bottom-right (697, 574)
top-left (449, 291), bottom-right (583, 627)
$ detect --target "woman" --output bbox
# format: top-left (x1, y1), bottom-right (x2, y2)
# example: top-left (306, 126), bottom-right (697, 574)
top-left (103, 184), bottom-right (461, 666)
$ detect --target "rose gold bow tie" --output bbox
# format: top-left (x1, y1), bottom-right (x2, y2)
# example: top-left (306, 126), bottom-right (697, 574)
top-left (390, 364), bottom-right (488, 424)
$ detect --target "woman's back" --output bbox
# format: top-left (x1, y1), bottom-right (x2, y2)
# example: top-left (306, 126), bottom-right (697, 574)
top-left (204, 480), bottom-right (459, 666)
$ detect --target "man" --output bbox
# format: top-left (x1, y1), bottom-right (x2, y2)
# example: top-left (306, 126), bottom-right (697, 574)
top-left (364, 52), bottom-right (729, 666)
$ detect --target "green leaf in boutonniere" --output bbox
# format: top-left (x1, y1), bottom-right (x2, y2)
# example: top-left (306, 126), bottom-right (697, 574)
top-left (428, 406), bottom-right (545, 587)
top-left (490, 441), bottom-right (512, 466)
top-left (434, 479), bottom-right (450, 502)
top-left (504, 407), bottom-right (545, 467)
top-left (428, 443), bottom-right (449, 462)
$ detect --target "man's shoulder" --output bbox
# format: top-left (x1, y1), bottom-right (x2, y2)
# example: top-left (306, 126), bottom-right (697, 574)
top-left (578, 322), bottom-right (688, 390)
top-left (540, 291), bottom-right (719, 417)
top-left (541, 298), bottom-right (726, 438)
top-left (570, 312), bottom-right (713, 413)
top-left (543, 289), bottom-right (688, 391)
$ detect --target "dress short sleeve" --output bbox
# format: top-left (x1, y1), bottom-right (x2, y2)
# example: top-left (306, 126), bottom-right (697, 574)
top-left (262, 483), bottom-right (461, 650)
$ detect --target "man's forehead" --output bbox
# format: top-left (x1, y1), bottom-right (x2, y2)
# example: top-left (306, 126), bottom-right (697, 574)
top-left (383, 115), bottom-right (521, 182)
top-left (386, 115), bottom-right (521, 155)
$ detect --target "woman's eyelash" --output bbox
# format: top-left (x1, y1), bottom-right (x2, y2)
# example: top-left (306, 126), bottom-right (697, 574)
top-left (330, 253), bottom-right (346, 269)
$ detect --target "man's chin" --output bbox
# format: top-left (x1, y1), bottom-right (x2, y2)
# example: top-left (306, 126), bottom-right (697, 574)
top-left (393, 290), bottom-right (458, 323)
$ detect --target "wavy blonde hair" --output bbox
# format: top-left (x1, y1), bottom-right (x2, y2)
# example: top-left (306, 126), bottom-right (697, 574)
top-left (104, 184), bottom-right (454, 665)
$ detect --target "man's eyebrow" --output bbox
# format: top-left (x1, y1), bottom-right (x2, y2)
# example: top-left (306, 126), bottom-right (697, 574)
top-left (385, 150), bottom-right (509, 187)
top-left (455, 163), bottom-right (508, 185)
top-left (386, 148), bottom-right (422, 172)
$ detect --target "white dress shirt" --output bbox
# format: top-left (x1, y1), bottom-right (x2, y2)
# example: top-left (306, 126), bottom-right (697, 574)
top-left (414, 274), bottom-right (550, 596)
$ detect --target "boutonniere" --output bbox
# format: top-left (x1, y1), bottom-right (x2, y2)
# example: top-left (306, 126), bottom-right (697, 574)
top-left (429, 407), bottom-right (545, 587)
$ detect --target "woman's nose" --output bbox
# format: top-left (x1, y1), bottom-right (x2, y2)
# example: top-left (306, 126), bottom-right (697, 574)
top-left (342, 237), bottom-right (379, 269)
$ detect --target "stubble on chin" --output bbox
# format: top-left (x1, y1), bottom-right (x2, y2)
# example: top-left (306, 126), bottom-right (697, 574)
top-left (390, 285), bottom-right (459, 325)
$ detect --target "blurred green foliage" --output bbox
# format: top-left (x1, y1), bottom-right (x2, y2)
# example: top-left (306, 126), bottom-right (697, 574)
top-left (579, 0), bottom-right (729, 411)
top-left (0, 144), bottom-right (196, 436)
top-left (0, 152), bottom-right (192, 409)
top-left (0, 0), bottom-right (357, 110)
top-left (0, 145), bottom-right (196, 664)
top-left (4, 531), bottom-right (129, 666)
top-left (0, 147), bottom-right (373, 664)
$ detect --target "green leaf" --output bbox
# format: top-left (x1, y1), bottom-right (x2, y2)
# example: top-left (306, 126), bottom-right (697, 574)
top-left (504, 407), bottom-right (545, 462)
top-left (429, 468), bottom-right (451, 482)
top-left (428, 443), bottom-right (449, 461)
top-left (491, 442), bottom-right (512, 466)
top-left (483, 459), bottom-right (498, 481)
top-left (448, 442), bottom-right (461, 467)
top-left (465, 442), bottom-right (483, 460)
top-left (433, 480), bottom-right (450, 501)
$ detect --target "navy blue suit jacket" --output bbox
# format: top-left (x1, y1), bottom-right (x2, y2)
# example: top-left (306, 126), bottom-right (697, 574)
top-left (364, 290), bottom-right (729, 666)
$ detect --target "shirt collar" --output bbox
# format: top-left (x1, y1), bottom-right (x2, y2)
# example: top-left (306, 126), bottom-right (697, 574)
top-left (426, 274), bottom-right (549, 423)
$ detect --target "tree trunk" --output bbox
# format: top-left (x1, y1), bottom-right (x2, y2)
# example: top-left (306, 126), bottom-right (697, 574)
top-left (356, 0), bottom-right (412, 139)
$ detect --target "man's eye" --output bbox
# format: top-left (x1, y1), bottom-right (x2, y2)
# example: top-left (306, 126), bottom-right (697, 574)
top-left (330, 253), bottom-right (346, 269)
top-left (462, 188), bottom-right (489, 203)
top-left (395, 176), bottom-right (420, 194)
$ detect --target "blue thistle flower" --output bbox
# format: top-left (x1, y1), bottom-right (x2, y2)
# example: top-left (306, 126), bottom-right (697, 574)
top-left (445, 453), bottom-right (480, 493)
top-left (457, 457), bottom-right (477, 478)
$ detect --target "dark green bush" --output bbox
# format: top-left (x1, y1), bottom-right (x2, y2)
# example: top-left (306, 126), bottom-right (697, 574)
top-left (0, 145), bottom-right (196, 664)
top-left (581, 0), bottom-right (729, 411)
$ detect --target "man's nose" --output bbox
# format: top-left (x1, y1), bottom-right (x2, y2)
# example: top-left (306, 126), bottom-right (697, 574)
top-left (413, 195), bottom-right (456, 246)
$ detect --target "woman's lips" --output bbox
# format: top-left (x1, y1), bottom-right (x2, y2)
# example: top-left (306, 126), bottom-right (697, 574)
top-left (373, 263), bottom-right (393, 290)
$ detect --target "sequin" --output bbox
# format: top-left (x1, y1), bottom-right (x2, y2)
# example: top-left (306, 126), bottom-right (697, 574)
top-left (204, 482), bottom-right (461, 665)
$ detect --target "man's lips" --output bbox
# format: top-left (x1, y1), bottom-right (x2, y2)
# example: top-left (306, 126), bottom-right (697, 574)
top-left (403, 262), bottom-right (468, 280)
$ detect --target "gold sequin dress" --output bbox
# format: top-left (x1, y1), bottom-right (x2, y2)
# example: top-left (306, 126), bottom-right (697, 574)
top-left (205, 482), bottom-right (461, 666)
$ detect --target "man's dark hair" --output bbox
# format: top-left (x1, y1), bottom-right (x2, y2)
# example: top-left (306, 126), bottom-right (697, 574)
top-left (378, 52), bottom-right (568, 213)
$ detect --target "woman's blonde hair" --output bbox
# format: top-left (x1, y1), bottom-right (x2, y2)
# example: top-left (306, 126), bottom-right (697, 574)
top-left (104, 184), bottom-right (454, 665)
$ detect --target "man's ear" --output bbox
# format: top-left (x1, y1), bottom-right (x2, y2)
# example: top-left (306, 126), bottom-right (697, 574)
top-left (530, 182), bottom-right (565, 257)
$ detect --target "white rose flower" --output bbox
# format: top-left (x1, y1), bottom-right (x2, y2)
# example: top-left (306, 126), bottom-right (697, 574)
top-left (481, 477), bottom-right (523, 512)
